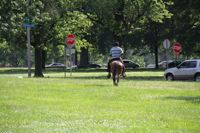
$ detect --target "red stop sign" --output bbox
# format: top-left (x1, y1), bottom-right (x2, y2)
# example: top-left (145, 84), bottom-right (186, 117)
top-left (173, 42), bottom-right (182, 56)
top-left (65, 34), bottom-right (75, 48)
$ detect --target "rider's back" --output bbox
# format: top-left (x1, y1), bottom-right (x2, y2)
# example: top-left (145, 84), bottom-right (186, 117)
top-left (110, 46), bottom-right (123, 59)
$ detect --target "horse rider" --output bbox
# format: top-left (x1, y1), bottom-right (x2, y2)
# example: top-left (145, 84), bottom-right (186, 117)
top-left (107, 42), bottom-right (126, 78)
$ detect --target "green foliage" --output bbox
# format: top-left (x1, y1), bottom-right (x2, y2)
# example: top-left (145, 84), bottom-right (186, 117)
top-left (46, 44), bottom-right (65, 63)
top-left (148, 0), bottom-right (172, 22)
top-left (171, 0), bottom-right (200, 56)
top-left (55, 11), bottom-right (93, 52)
top-left (0, 40), bottom-right (27, 67)
top-left (79, 0), bottom-right (173, 56)
top-left (0, 0), bottom-right (26, 48)
top-left (0, 41), bottom-right (10, 65)
top-left (0, 0), bottom-right (199, 69)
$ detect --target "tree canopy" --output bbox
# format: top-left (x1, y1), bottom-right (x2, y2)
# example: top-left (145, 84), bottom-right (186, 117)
top-left (0, 0), bottom-right (199, 74)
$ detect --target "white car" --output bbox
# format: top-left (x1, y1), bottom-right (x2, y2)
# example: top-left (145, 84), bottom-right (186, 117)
top-left (45, 63), bottom-right (65, 68)
top-left (147, 61), bottom-right (168, 69)
top-left (164, 59), bottom-right (200, 81)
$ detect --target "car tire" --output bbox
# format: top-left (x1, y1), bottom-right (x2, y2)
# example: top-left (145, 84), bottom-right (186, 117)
top-left (194, 73), bottom-right (200, 82)
top-left (166, 73), bottom-right (174, 81)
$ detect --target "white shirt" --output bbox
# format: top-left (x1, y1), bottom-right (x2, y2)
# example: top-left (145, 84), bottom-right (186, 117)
top-left (110, 46), bottom-right (123, 59)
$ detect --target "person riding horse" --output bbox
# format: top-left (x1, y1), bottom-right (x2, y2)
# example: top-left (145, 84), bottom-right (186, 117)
top-left (107, 42), bottom-right (126, 78)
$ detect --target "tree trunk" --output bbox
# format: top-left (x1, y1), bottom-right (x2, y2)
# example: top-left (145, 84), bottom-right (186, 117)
top-left (153, 23), bottom-right (159, 69)
top-left (154, 44), bottom-right (159, 69)
top-left (12, 51), bottom-right (18, 67)
top-left (42, 50), bottom-right (46, 69)
top-left (79, 47), bottom-right (89, 68)
top-left (34, 47), bottom-right (44, 77)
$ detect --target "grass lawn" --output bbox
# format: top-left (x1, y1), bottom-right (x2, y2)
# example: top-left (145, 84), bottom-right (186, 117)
top-left (0, 68), bottom-right (200, 133)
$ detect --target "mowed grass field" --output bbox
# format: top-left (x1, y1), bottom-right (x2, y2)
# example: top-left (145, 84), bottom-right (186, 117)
top-left (0, 68), bottom-right (200, 133)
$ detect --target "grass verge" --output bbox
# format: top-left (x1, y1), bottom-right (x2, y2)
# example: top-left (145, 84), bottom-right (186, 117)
top-left (0, 68), bottom-right (199, 132)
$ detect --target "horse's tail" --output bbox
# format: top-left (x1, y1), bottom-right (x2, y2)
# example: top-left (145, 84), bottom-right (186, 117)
top-left (113, 63), bottom-right (117, 79)
top-left (112, 62), bottom-right (119, 86)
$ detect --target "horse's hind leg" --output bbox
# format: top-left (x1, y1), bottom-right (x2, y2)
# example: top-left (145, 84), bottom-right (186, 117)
top-left (116, 75), bottom-right (119, 86)
top-left (113, 78), bottom-right (116, 85)
top-left (113, 75), bottom-right (118, 86)
top-left (117, 76), bottom-right (119, 84)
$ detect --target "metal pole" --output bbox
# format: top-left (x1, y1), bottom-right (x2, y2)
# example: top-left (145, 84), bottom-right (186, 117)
top-left (27, 27), bottom-right (31, 77)
top-left (64, 45), bottom-right (67, 78)
top-left (166, 49), bottom-right (168, 69)
top-left (70, 48), bottom-right (72, 76)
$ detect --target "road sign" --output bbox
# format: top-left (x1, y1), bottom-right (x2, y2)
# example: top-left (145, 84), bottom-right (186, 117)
top-left (65, 34), bottom-right (75, 48)
top-left (64, 34), bottom-right (75, 77)
top-left (23, 24), bottom-right (35, 28)
top-left (163, 39), bottom-right (170, 49)
top-left (173, 42), bottom-right (182, 56)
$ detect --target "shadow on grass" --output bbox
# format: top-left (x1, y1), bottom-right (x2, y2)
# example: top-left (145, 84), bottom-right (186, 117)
top-left (163, 96), bottom-right (200, 104)
top-left (0, 68), bottom-right (164, 81)
top-left (0, 68), bottom-right (66, 74)
top-left (0, 67), bottom-right (164, 74)
top-left (124, 76), bottom-right (163, 81)
top-left (0, 68), bottom-right (30, 74)
top-left (45, 75), bottom-right (164, 81)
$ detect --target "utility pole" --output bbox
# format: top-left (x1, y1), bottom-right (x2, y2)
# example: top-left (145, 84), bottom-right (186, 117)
top-left (27, 26), bottom-right (31, 77)
top-left (23, 17), bottom-right (32, 77)
top-left (24, 0), bottom-right (34, 77)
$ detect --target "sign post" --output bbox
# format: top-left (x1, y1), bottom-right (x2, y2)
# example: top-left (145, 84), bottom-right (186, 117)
top-left (64, 34), bottom-right (75, 77)
top-left (27, 27), bottom-right (31, 77)
top-left (64, 45), bottom-right (67, 78)
top-left (163, 39), bottom-right (170, 68)
top-left (23, 17), bottom-right (35, 77)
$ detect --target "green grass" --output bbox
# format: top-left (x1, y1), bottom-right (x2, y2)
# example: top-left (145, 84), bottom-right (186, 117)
top-left (0, 68), bottom-right (200, 133)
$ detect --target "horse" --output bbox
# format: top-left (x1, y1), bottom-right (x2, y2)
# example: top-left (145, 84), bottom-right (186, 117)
top-left (110, 60), bottom-right (124, 86)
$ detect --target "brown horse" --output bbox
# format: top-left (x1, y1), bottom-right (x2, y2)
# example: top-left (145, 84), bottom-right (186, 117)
top-left (111, 60), bottom-right (124, 86)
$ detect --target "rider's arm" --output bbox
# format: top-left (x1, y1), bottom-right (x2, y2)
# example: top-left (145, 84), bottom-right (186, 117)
top-left (109, 48), bottom-right (112, 57)
top-left (120, 48), bottom-right (124, 57)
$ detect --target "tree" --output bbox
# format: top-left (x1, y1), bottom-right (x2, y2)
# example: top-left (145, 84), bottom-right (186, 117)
top-left (170, 0), bottom-right (200, 57)
top-left (79, 0), bottom-right (172, 61)
top-left (0, 0), bottom-right (27, 67)
top-left (0, 0), bottom-right (94, 76)
top-left (3, 0), bottom-right (199, 72)
top-left (54, 10), bottom-right (93, 68)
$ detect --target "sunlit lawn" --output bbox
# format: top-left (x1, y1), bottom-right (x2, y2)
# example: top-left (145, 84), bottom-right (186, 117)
top-left (0, 68), bottom-right (200, 133)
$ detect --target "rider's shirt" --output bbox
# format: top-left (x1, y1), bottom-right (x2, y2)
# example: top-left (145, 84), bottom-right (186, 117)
top-left (110, 46), bottom-right (123, 59)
